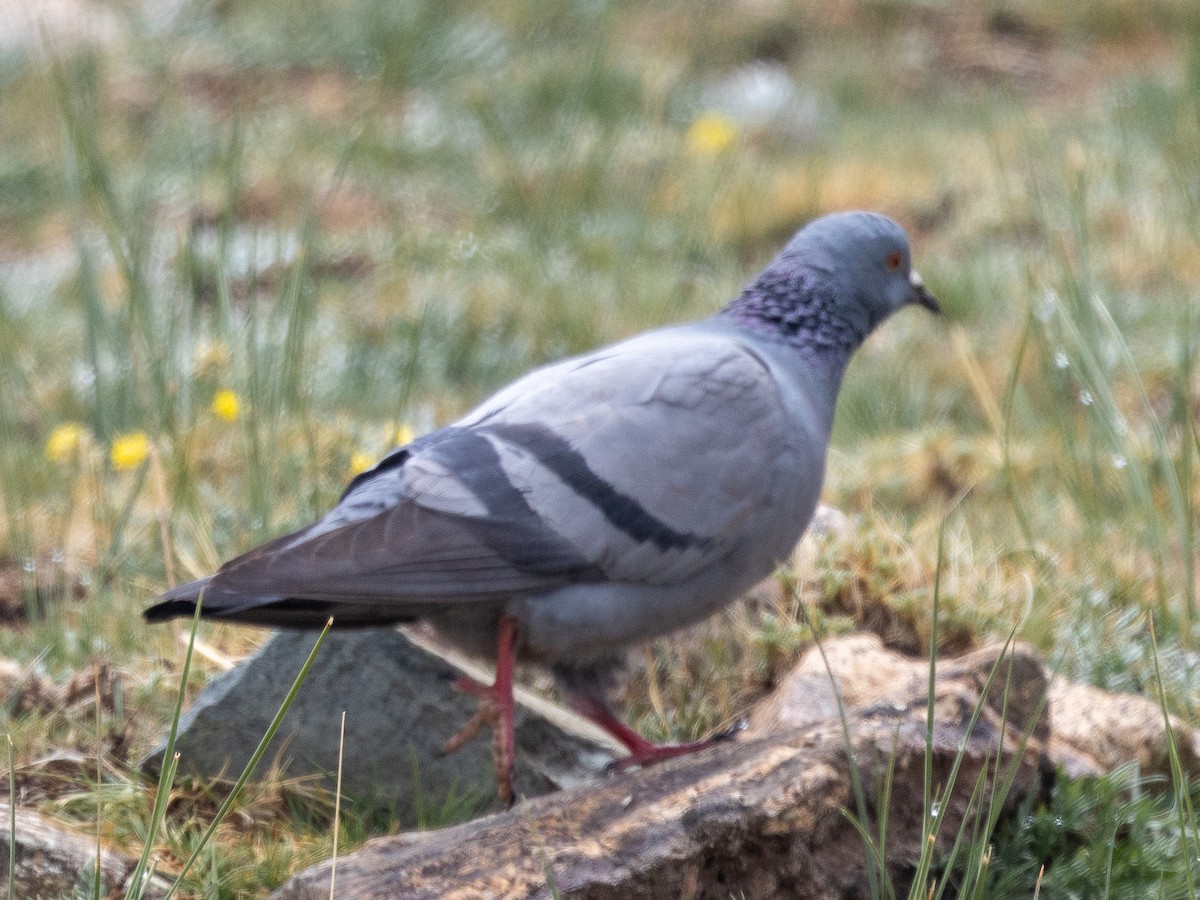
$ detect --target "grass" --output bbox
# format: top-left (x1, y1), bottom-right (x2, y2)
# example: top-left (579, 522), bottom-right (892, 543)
top-left (1, 0), bottom-right (1200, 895)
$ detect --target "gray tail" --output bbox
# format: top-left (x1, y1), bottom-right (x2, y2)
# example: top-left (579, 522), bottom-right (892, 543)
top-left (143, 576), bottom-right (419, 629)
top-left (143, 576), bottom-right (214, 622)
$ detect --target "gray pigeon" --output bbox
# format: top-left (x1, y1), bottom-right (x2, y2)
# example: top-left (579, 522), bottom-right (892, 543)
top-left (146, 210), bottom-right (939, 802)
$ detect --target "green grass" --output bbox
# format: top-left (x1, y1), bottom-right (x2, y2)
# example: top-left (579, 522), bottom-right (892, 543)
top-left (1, 0), bottom-right (1200, 895)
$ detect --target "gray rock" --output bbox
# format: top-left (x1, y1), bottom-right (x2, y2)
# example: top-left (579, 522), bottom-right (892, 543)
top-left (143, 629), bottom-right (618, 822)
top-left (0, 802), bottom-right (170, 899)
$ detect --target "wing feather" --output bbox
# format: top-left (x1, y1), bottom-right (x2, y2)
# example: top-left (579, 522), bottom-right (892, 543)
top-left (147, 325), bottom-right (790, 625)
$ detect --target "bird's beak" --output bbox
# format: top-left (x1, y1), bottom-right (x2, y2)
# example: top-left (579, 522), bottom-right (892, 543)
top-left (909, 269), bottom-right (941, 314)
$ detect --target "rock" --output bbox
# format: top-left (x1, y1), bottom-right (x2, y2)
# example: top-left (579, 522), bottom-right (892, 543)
top-left (272, 658), bottom-right (1044, 900)
top-left (143, 629), bottom-right (619, 822)
top-left (1047, 677), bottom-right (1200, 778)
top-left (746, 633), bottom-right (1200, 779)
top-left (265, 632), bottom-right (1200, 897)
top-left (0, 802), bottom-right (170, 899)
top-left (746, 633), bottom-right (1049, 748)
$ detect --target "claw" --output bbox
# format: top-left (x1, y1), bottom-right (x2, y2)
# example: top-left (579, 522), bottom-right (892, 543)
top-left (567, 693), bottom-right (738, 773)
top-left (713, 718), bottom-right (748, 742)
top-left (438, 616), bottom-right (519, 804)
top-left (440, 706), bottom-right (489, 756)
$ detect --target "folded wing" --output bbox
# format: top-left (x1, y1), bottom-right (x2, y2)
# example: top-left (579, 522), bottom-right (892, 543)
top-left (146, 327), bottom-right (788, 625)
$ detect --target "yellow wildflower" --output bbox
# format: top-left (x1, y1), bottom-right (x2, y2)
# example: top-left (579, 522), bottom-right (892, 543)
top-left (685, 112), bottom-right (738, 157)
top-left (395, 423), bottom-right (415, 446)
top-left (110, 432), bottom-right (150, 470)
top-left (211, 389), bottom-right (241, 423)
top-left (349, 451), bottom-right (375, 475)
top-left (45, 422), bottom-right (85, 463)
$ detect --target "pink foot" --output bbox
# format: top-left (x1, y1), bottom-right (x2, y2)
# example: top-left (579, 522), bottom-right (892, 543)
top-left (567, 693), bottom-right (743, 771)
top-left (439, 616), bottom-right (519, 804)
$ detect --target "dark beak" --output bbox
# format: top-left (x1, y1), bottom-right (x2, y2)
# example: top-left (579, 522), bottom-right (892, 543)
top-left (909, 270), bottom-right (941, 314)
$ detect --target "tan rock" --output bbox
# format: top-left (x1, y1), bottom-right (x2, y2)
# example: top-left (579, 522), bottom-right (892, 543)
top-left (748, 633), bottom-right (1200, 780)
top-left (273, 635), bottom-right (1044, 900)
top-left (1047, 677), bottom-right (1200, 778)
top-left (0, 803), bottom-right (169, 899)
top-left (747, 633), bottom-right (1049, 748)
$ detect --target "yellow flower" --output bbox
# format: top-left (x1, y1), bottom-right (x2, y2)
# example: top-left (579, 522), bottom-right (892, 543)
top-left (211, 389), bottom-right (241, 423)
top-left (45, 423), bottom-right (85, 463)
top-left (685, 112), bottom-right (738, 157)
top-left (110, 432), bottom-right (150, 470)
top-left (349, 451), bottom-right (375, 475)
top-left (394, 423), bottom-right (415, 446)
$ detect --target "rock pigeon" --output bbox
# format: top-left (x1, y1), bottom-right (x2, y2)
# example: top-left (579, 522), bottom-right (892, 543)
top-left (145, 210), bottom-right (939, 802)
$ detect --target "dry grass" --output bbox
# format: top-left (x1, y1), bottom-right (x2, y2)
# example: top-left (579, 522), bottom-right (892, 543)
top-left (0, 0), bottom-right (1198, 895)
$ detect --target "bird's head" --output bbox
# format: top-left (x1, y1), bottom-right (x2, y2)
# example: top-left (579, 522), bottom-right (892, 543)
top-left (782, 210), bottom-right (940, 332)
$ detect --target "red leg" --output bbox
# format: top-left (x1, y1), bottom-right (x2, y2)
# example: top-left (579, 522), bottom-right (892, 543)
top-left (566, 692), bottom-right (737, 770)
top-left (439, 615), bottom-right (519, 804)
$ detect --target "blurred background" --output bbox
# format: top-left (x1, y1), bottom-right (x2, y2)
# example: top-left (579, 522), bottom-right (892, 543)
top-left (1, 0), bottom-right (1199, 894)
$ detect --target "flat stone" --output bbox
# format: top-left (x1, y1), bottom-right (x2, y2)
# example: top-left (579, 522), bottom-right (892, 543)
top-left (1047, 676), bottom-right (1200, 778)
top-left (143, 629), bottom-right (618, 822)
top-left (746, 632), bottom-right (1200, 780)
top-left (0, 802), bottom-right (170, 899)
top-left (273, 654), bottom-right (1045, 900)
top-left (746, 633), bottom-right (1049, 744)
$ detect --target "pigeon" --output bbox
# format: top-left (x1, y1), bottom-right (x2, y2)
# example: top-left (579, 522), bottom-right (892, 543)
top-left (145, 210), bottom-right (939, 802)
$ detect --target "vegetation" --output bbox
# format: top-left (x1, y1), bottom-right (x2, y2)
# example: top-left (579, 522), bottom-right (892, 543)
top-left (1, 0), bottom-right (1199, 895)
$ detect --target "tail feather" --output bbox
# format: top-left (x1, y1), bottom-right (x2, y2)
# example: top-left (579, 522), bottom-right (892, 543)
top-left (143, 576), bottom-right (214, 622)
top-left (143, 574), bottom-right (421, 629)
top-left (143, 574), bottom-right (294, 623)
top-left (142, 598), bottom-right (202, 622)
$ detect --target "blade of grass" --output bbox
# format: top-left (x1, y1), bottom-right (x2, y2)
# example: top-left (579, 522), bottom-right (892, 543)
top-left (918, 623), bottom-right (1026, 897)
top-left (907, 510), bottom-right (947, 899)
top-left (875, 725), bottom-right (899, 890)
top-left (1001, 307), bottom-right (1038, 552)
top-left (164, 617), bottom-right (333, 898)
top-left (1147, 614), bottom-right (1199, 897)
top-left (1175, 298), bottom-right (1195, 626)
top-left (797, 601), bottom-right (886, 900)
top-left (520, 798), bottom-right (562, 900)
top-left (840, 809), bottom-right (887, 893)
top-left (93, 670), bottom-right (103, 900)
top-left (126, 595), bottom-right (205, 900)
top-left (937, 766), bottom-right (991, 900)
top-left (933, 628), bottom-right (1051, 900)
top-left (95, 459), bottom-right (151, 582)
top-left (6, 733), bottom-right (14, 900)
top-left (1089, 294), bottom-right (1192, 633)
top-left (329, 710), bottom-right (345, 900)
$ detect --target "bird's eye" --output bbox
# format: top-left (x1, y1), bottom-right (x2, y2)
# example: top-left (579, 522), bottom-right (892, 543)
top-left (886, 251), bottom-right (904, 272)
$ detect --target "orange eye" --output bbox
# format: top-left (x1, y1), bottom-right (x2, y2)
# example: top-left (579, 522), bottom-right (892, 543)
top-left (886, 251), bottom-right (904, 271)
